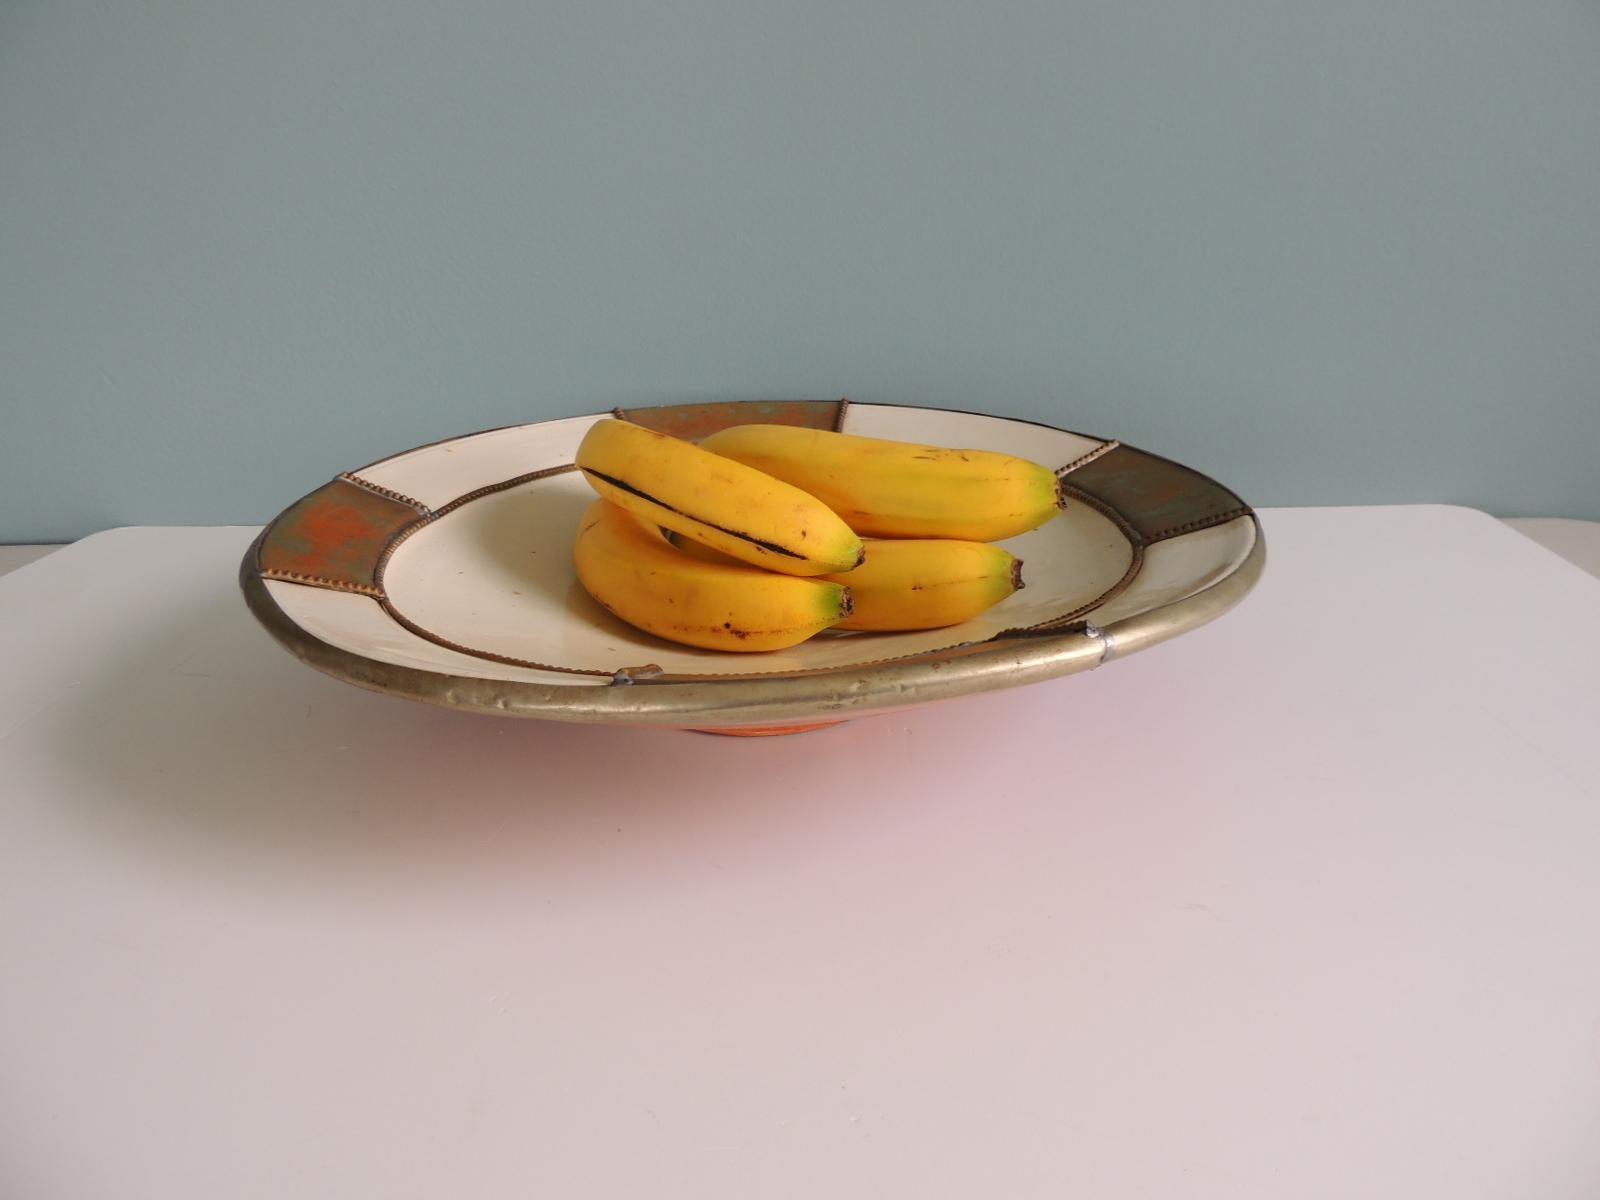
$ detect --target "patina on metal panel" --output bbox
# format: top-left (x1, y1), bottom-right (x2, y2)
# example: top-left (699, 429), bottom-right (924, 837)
top-left (256, 477), bottom-right (427, 594)
top-left (1064, 445), bottom-right (1249, 544)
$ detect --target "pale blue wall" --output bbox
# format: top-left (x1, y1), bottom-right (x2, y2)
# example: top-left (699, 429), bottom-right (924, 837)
top-left (3, 1), bottom-right (1597, 541)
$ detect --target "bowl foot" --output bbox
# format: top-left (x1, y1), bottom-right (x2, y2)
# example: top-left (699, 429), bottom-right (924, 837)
top-left (691, 720), bottom-right (846, 737)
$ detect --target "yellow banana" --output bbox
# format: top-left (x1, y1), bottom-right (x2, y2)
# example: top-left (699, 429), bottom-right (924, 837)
top-left (674, 534), bottom-right (1024, 632)
top-left (698, 424), bottom-right (1064, 541)
top-left (573, 500), bottom-right (852, 652)
top-left (576, 418), bottom-right (864, 576)
top-left (831, 539), bottom-right (1023, 631)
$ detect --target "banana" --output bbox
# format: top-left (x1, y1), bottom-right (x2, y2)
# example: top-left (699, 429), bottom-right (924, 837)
top-left (576, 418), bottom-right (864, 576)
top-left (573, 500), bottom-right (852, 652)
top-left (674, 534), bottom-right (1023, 632)
top-left (698, 424), bottom-right (1064, 541)
top-left (832, 539), bottom-right (1023, 631)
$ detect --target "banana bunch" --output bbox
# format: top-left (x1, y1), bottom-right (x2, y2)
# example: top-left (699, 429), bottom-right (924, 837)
top-left (570, 417), bottom-right (1059, 653)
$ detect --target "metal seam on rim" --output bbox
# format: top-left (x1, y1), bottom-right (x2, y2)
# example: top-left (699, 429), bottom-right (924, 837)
top-left (1082, 622), bottom-right (1118, 667)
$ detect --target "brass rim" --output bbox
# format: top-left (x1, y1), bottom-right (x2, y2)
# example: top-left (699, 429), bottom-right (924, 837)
top-left (239, 516), bottom-right (1265, 726)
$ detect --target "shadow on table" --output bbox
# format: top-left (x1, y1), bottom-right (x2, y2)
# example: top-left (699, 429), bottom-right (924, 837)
top-left (50, 587), bottom-right (1011, 900)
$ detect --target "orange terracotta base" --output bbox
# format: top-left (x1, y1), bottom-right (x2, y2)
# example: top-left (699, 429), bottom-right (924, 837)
top-left (691, 720), bottom-right (847, 737)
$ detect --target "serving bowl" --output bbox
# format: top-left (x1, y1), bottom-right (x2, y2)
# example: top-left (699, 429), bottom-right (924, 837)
top-left (241, 400), bottom-right (1262, 733)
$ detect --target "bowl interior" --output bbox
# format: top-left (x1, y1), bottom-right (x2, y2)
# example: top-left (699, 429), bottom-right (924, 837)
top-left (380, 468), bottom-right (1135, 678)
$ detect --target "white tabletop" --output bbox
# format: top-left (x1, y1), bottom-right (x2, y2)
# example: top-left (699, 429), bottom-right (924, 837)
top-left (3, 507), bottom-right (1599, 1199)
top-left (0, 545), bottom-right (62, 576)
